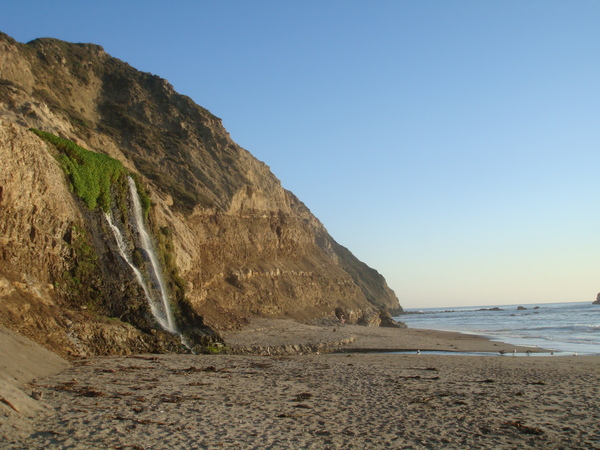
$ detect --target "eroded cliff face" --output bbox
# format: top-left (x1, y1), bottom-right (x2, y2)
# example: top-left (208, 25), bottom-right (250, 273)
top-left (0, 32), bottom-right (401, 356)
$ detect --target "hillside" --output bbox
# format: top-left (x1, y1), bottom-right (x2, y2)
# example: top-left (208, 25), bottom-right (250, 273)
top-left (0, 32), bottom-right (401, 357)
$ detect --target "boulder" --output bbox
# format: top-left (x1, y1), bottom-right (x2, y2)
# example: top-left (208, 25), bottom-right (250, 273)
top-left (378, 309), bottom-right (407, 328)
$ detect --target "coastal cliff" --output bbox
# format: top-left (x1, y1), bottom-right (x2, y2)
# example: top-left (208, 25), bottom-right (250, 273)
top-left (0, 32), bottom-right (401, 357)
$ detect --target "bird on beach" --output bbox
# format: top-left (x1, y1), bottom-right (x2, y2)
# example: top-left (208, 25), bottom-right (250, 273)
top-left (417, 350), bottom-right (421, 355)
top-left (512, 349), bottom-right (517, 356)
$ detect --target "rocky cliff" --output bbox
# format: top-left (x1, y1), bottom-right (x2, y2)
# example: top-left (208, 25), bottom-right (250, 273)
top-left (0, 32), bottom-right (401, 357)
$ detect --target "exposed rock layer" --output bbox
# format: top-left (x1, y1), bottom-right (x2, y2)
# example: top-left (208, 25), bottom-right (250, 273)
top-left (0, 32), bottom-right (401, 356)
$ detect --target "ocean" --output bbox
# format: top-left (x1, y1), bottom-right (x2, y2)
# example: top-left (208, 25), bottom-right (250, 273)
top-left (395, 301), bottom-right (600, 355)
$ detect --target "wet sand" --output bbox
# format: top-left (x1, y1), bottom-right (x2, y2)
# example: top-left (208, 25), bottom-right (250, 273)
top-left (220, 318), bottom-right (547, 355)
top-left (2, 321), bottom-right (599, 449)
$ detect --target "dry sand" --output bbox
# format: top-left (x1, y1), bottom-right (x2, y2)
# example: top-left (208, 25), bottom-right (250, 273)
top-left (2, 320), bottom-right (600, 449)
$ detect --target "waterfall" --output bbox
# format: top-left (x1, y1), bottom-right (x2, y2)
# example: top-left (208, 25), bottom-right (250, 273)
top-left (127, 177), bottom-right (177, 333)
top-left (104, 212), bottom-right (171, 330)
top-left (103, 177), bottom-right (177, 334)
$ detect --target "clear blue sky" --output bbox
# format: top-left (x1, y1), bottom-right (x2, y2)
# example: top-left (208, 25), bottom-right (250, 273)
top-left (2, 1), bottom-right (599, 308)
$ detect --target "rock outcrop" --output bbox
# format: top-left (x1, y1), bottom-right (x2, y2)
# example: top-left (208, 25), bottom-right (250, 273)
top-left (593, 294), bottom-right (600, 305)
top-left (0, 32), bottom-right (401, 357)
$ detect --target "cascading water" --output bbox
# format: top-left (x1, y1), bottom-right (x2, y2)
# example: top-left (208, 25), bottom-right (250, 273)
top-left (104, 212), bottom-right (174, 332)
top-left (127, 177), bottom-right (177, 333)
top-left (103, 177), bottom-right (177, 335)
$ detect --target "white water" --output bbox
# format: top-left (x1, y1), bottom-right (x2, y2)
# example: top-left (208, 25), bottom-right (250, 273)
top-left (127, 177), bottom-right (177, 333)
top-left (103, 177), bottom-right (178, 334)
top-left (398, 302), bottom-right (600, 355)
top-left (103, 177), bottom-right (198, 350)
top-left (104, 212), bottom-right (173, 330)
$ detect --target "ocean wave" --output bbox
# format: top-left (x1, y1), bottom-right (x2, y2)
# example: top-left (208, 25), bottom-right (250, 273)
top-left (400, 302), bottom-right (600, 354)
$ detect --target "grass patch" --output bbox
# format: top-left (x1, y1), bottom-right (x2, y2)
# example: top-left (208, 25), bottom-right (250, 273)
top-left (30, 128), bottom-right (126, 211)
top-left (201, 343), bottom-right (228, 354)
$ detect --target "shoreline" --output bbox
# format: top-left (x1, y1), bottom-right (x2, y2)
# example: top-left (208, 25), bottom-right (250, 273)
top-left (395, 301), bottom-right (600, 356)
top-left (3, 322), bottom-right (599, 449)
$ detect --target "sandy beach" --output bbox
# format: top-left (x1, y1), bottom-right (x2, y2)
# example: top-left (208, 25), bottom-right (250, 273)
top-left (2, 320), bottom-right (600, 449)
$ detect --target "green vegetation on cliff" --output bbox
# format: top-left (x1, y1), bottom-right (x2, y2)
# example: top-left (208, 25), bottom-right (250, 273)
top-left (29, 129), bottom-right (152, 218)
top-left (58, 224), bottom-right (104, 312)
top-left (30, 128), bottom-right (126, 211)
